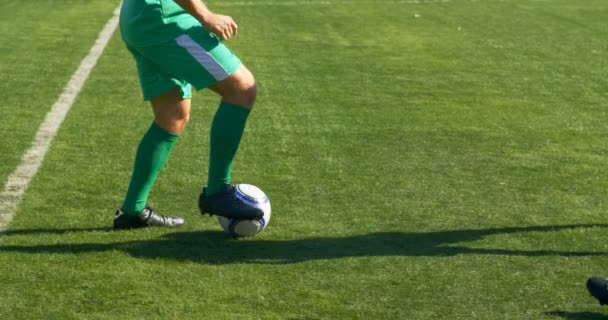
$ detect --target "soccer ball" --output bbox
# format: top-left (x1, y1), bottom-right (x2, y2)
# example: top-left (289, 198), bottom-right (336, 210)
top-left (218, 184), bottom-right (271, 237)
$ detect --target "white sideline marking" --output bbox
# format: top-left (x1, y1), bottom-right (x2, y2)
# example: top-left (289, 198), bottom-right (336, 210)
top-left (0, 5), bottom-right (121, 233)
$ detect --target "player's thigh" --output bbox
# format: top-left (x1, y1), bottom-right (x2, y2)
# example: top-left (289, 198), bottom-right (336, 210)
top-left (126, 45), bottom-right (192, 101)
top-left (138, 26), bottom-right (242, 92)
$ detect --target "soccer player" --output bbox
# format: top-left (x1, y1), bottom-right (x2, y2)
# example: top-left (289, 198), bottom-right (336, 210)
top-left (113, 0), bottom-right (264, 229)
top-left (587, 276), bottom-right (608, 305)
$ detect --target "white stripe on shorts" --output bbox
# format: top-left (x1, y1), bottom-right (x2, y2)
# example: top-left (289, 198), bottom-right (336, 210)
top-left (175, 34), bottom-right (229, 81)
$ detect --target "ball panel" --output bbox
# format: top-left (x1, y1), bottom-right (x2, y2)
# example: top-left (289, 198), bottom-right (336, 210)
top-left (217, 216), bottom-right (264, 237)
top-left (232, 220), bottom-right (263, 236)
top-left (236, 184), bottom-right (269, 204)
top-left (217, 184), bottom-right (271, 238)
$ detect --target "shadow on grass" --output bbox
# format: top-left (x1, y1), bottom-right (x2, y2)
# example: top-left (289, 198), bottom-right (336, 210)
top-left (0, 227), bottom-right (111, 236)
top-left (0, 224), bottom-right (606, 264)
top-left (545, 311), bottom-right (607, 320)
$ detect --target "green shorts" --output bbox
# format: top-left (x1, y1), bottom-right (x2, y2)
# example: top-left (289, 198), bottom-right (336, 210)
top-left (119, 0), bottom-right (242, 101)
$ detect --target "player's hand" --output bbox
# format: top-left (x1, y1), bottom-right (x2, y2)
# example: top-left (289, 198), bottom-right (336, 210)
top-left (202, 13), bottom-right (238, 41)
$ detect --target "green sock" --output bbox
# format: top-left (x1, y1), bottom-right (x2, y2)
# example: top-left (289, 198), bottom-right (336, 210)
top-left (207, 101), bottom-right (251, 195)
top-left (122, 122), bottom-right (178, 216)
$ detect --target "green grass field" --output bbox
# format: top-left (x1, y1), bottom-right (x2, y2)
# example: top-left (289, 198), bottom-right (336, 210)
top-left (1, 0), bottom-right (608, 319)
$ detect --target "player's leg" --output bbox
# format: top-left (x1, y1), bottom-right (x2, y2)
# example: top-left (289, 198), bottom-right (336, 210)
top-left (170, 30), bottom-right (257, 196)
top-left (120, 88), bottom-right (189, 212)
top-left (114, 48), bottom-right (190, 230)
top-left (587, 276), bottom-right (608, 305)
top-left (205, 65), bottom-right (256, 195)
top-left (197, 65), bottom-right (263, 219)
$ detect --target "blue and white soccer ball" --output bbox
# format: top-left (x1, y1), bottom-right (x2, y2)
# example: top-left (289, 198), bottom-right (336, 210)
top-left (218, 184), bottom-right (271, 237)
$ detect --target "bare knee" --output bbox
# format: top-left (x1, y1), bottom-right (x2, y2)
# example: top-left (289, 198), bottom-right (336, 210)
top-left (211, 66), bottom-right (257, 109)
top-left (237, 80), bottom-right (257, 109)
top-left (154, 107), bottom-right (190, 134)
top-left (150, 88), bottom-right (191, 134)
top-left (168, 106), bottom-right (190, 129)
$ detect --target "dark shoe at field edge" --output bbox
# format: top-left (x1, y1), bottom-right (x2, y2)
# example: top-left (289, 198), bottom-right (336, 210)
top-left (587, 276), bottom-right (608, 306)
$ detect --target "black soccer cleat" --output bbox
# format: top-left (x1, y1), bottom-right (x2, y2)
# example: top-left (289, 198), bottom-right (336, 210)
top-left (587, 276), bottom-right (608, 306)
top-left (198, 185), bottom-right (264, 220)
top-left (113, 206), bottom-right (185, 230)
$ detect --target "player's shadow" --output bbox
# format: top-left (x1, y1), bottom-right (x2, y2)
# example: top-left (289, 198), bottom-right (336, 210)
top-left (0, 227), bottom-right (111, 236)
top-left (545, 311), bottom-right (607, 320)
top-left (0, 224), bottom-right (606, 264)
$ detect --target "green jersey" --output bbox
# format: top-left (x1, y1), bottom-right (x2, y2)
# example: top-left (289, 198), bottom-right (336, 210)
top-left (120, 0), bottom-right (201, 46)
